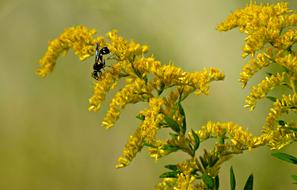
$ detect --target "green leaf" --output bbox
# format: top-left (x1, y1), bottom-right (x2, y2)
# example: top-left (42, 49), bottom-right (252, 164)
top-left (169, 132), bottom-right (179, 138)
top-left (272, 152), bottom-right (297, 165)
top-left (136, 114), bottom-right (145, 120)
top-left (243, 174), bottom-right (253, 190)
top-left (230, 166), bottom-right (236, 190)
top-left (191, 129), bottom-right (200, 152)
top-left (164, 115), bottom-right (180, 133)
top-left (178, 102), bottom-right (187, 134)
top-left (143, 142), bottom-right (155, 148)
top-left (266, 96), bottom-right (277, 102)
top-left (162, 144), bottom-right (180, 152)
top-left (160, 171), bottom-right (179, 178)
top-left (164, 164), bottom-right (178, 171)
top-left (291, 175), bottom-right (297, 184)
top-left (215, 175), bottom-right (220, 189)
top-left (287, 127), bottom-right (297, 132)
top-left (202, 174), bottom-right (214, 189)
top-left (199, 156), bottom-right (208, 169)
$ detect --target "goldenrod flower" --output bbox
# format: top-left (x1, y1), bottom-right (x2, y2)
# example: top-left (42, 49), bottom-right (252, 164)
top-left (101, 78), bottom-right (152, 128)
top-left (262, 125), bottom-right (297, 150)
top-left (116, 127), bottom-right (144, 168)
top-left (156, 159), bottom-right (199, 190)
top-left (218, 1), bottom-right (297, 154)
top-left (275, 52), bottom-right (297, 74)
top-left (139, 97), bottom-right (165, 144)
top-left (194, 121), bottom-right (263, 150)
top-left (37, 25), bottom-right (103, 77)
top-left (217, 2), bottom-right (290, 57)
top-left (244, 72), bottom-right (286, 110)
top-left (88, 63), bottom-right (122, 112)
top-left (116, 97), bottom-right (164, 168)
top-left (265, 94), bottom-right (297, 128)
top-left (240, 52), bottom-right (272, 87)
top-left (148, 140), bottom-right (175, 160)
top-left (106, 30), bottom-right (149, 60)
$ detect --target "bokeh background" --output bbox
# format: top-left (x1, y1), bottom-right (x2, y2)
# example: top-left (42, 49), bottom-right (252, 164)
top-left (1, 0), bottom-right (297, 189)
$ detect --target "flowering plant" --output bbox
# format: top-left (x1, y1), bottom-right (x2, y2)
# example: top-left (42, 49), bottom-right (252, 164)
top-left (37, 2), bottom-right (297, 189)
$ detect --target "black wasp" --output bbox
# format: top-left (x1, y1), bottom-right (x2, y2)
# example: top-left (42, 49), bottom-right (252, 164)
top-left (92, 43), bottom-right (110, 80)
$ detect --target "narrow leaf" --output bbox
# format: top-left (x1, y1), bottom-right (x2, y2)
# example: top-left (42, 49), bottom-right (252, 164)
top-left (199, 156), bottom-right (208, 169)
top-left (272, 152), bottom-right (297, 165)
top-left (202, 174), bottom-right (214, 189)
top-left (164, 164), bottom-right (178, 171)
top-left (191, 129), bottom-right (200, 152)
top-left (169, 132), bottom-right (179, 138)
top-left (266, 96), bottom-right (277, 102)
top-left (162, 144), bottom-right (180, 152)
top-left (136, 114), bottom-right (145, 120)
top-left (287, 127), bottom-right (297, 132)
top-left (143, 142), bottom-right (155, 148)
top-left (215, 175), bottom-right (220, 189)
top-left (230, 166), bottom-right (236, 190)
top-left (160, 171), bottom-right (179, 178)
top-left (243, 174), bottom-right (253, 190)
top-left (164, 116), bottom-right (180, 133)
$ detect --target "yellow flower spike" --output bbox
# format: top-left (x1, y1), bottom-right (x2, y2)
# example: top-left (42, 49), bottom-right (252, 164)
top-left (139, 97), bottom-right (165, 144)
top-left (156, 178), bottom-right (176, 190)
top-left (265, 94), bottom-right (297, 128)
top-left (101, 78), bottom-right (151, 129)
top-left (148, 140), bottom-right (176, 160)
top-left (88, 63), bottom-right (122, 112)
top-left (153, 66), bottom-right (224, 95)
top-left (116, 127), bottom-right (144, 168)
top-left (275, 52), bottom-right (297, 74)
top-left (274, 29), bottom-right (297, 49)
top-left (244, 72), bottom-right (286, 110)
top-left (37, 25), bottom-right (103, 77)
top-left (217, 2), bottom-right (292, 57)
top-left (240, 52), bottom-right (272, 87)
top-left (106, 30), bottom-right (148, 61)
top-left (133, 56), bottom-right (161, 75)
top-left (195, 121), bottom-right (261, 150)
top-left (262, 125), bottom-right (297, 150)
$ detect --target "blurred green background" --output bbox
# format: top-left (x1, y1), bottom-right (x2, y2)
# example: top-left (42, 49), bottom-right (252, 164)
top-left (1, 0), bottom-right (297, 189)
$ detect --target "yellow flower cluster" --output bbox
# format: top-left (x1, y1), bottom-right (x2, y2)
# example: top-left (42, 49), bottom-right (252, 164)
top-left (139, 98), bottom-right (165, 143)
top-left (101, 78), bottom-right (151, 128)
top-left (239, 51), bottom-right (271, 87)
top-left (156, 159), bottom-right (198, 190)
top-left (37, 25), bottom-right (103, 77)
top-left (194, 121), bottom-right (264, 150)
top-left (266, 94), bottom-right (297, 128)
top-left (191, 120), bottom-right (296, 151)
top-left (244, 72), bottom-right (286, 110)
top-left (148, 140), bottom-right (173, 160)
top-left (106, 30), bottom-right (149, 60)
top-left (275, 52), bottom-right (297, 75)
top-left (116, 127), bottom-right (144, 168)
top-left (262, 125), bottom-right (297, 150)
top-left (116, 97), bottom-right (165, 168)
top-left (218, 2), bottom-right (297, 149)
top-left (217, 2), bottom-right (295, 57)
top-left (217, 2), bottom-right (297, 87)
